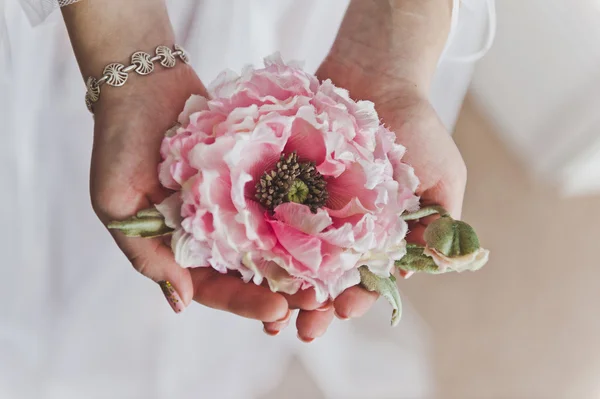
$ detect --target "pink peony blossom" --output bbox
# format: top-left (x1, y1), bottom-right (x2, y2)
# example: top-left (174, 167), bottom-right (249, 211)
top-left (157, 54), bottom-right (420, 302)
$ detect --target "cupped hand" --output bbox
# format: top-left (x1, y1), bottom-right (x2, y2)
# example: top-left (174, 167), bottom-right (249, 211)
top-left (273, 56), bottom-right (467, 340)
top-left (90, 65), bottom-right (290, 321)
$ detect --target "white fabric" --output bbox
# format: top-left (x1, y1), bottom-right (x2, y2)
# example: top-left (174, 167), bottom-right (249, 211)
top-left (446, 0), bottom-right (497, 63)
top-left (16, 0), bottom-right (79, 26)
top-left (0, 1), bottom-right (493, 398)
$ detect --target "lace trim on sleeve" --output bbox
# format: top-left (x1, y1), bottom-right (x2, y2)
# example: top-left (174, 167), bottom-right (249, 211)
top-left (19, 0), bottom-right (82, 26)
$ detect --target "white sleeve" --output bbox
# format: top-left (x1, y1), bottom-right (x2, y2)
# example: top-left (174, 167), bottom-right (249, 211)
top-left (18, 0), bottom-right (81, 26)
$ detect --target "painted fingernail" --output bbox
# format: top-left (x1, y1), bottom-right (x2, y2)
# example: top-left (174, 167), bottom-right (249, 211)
top-left (316, 300), bottom-right (332, 312)
top-left (275, 309), bottom-right (292, 323)
top-left (334, 309), bottom-right (350, 320)
top-left (297, 333), bottom-right (315, 344)
top-left (263, 310), bottom-right (292, 336)
top-left (263, 326), bottom-right (281, 336)
top-left (159, 281), bottom-right (185, 314)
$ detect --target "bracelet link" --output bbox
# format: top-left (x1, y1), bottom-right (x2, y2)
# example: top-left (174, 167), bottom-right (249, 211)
top-left (156, 46), bottom-right (176, 68)
top-left (131, 52), bottom-right (154, 75)
top-left (174, 44), bottom-right (190, 64)
top-left (85, 93), bottom-right (94, 113)
top-left (103, 63), bottom-right (128, 87)
top-left (85, 76), bottom-right (100, 102)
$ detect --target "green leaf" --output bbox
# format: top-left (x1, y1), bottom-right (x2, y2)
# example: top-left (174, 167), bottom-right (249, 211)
top-left (107, 207), bottom-right (173, 238)
top-left (400, 205), bottom-right (448, 221)
top-left (359, 266), bottom-right (402, 327)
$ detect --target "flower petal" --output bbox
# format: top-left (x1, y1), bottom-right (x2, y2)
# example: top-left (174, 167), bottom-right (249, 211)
top-left (283, 106), bottom-right (327, 164)
top-left (235, 200), bottom-right (277, 250)
top-left (326, 197), bottom-right (371, 219)
top-left (326, 163), bottom-right (378, 212)
top-left (424, 247), bottom-right (490, 273)
top-left (268, 220), bottom-right (323, 272)
top-left (319, 222), bottom-right (354, 247)
top-left (208, 69), bottom-right (240, 98)
top-left (273, 202), bottom-right (332, 235)
top-left (155, 192), bottom-right (183, 229)
top-left (181, 210), bottom-right (214, 241)
top-left (171, 229), bottom-right (211, 268)
top-left (158, 131), bottom-right (208, 189)
top-left (188, 136), bottom-right (235, 172)
top-left (359, 158), bottom-right (389, 190)
top-left (328, 268), bottom-right (361, 298)
top-left (242, 252), bottom-right (303, 295)
top-left (178, 95), bottom-right (209, 125)
top-left (198, 170), bottom-right (235, 212)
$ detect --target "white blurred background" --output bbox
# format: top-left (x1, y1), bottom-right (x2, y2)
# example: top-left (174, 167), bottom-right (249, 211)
top-left (471, 0), bottom-right (600, 196)
top-left (408, 0), bottom-right (600, 397)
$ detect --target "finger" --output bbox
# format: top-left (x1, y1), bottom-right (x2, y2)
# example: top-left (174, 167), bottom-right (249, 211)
top-left (419, 181), bottom-right (465, 221)
top-left (94, 173), bottom-right (188, 313)
top-left (296, 304), bottom-right (335, 343)
top-left (112, 233), bottom-right (194, 314)
top-left (262, 309), bottom-right (294, 336)
top-left (190, 267), bottom-right (289, 322)
top-left (333, 285), bottom-right (379, 320)
top-left (281, 288), bottom-right (323, 310)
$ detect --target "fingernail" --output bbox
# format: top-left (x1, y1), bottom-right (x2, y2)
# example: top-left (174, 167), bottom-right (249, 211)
top-left (263, 310), bottom-right (292, 336)
top-left (334, 309), bottom-right (349, 320)
top-left (315, 300), bottom-right (332, 312)
top-left (263, 326), bottom-right (281, 336)
top-left (159, 281), bottom-right (185, 314)
top-left (275, 309), bottom-right (292, 323)
top-left (297, 333), bottom-right (315, 344)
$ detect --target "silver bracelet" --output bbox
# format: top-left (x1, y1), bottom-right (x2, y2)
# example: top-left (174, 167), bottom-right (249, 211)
top-left (84, 44), bottom-right (190, 113)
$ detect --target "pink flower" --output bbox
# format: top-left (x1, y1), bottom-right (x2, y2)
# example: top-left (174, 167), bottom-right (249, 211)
top-left (157, 54), bottom-right (420, 302)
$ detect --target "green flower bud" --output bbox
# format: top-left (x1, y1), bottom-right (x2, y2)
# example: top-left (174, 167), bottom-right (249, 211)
top-left (423, 216), bottom-right (480, 257)
top-left (422, 216), bottom-right (489, 273)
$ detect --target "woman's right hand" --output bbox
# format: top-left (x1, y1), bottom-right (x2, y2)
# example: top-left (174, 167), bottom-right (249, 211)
top-left (63, 0), bottom-right (314, 326)
top-left (90, 63), bottom-right (293, 322)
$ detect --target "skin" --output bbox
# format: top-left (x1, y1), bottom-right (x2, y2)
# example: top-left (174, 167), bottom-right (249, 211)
top-left (62, 0), bottom-right (464, 341)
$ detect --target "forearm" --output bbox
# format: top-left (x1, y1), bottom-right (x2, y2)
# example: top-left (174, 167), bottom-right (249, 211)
top-left (62, 0), bottom-right (174, 79)
top-left (326, 0), bottom-right (452, 95)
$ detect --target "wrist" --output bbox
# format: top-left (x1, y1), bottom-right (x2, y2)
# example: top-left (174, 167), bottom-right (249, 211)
top-left (325, 0), bottom-right (452, 97)
top-left (63, 0), bottom-right (174, 78)
top-left (93, 62), bottom-right (201, 120)
top-left (317, 53), bottom-right (429, 105)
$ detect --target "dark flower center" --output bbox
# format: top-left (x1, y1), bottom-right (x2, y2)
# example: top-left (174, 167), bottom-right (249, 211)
top-left (255, 152), bottom-right (328, 213)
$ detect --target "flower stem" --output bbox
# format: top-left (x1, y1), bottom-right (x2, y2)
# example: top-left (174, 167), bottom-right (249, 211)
top-left (400, 205), bottom-right (449, 221)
